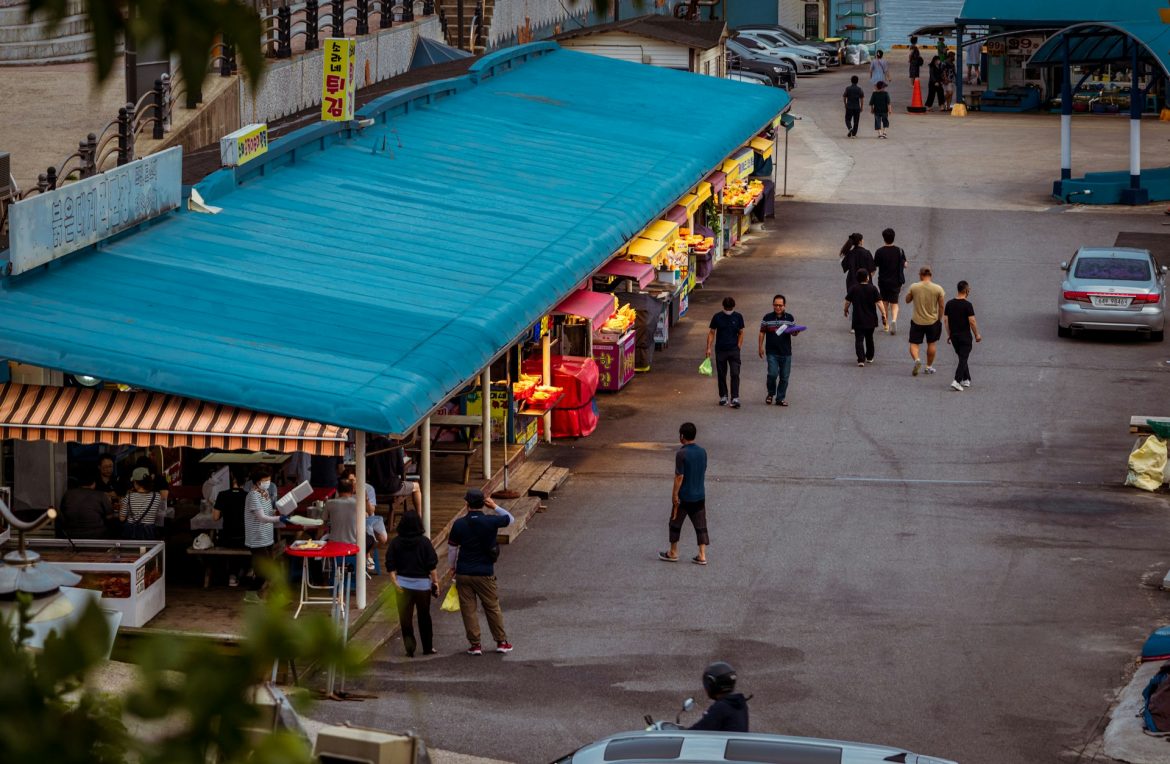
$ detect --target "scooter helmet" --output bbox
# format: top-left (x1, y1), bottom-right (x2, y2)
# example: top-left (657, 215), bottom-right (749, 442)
top-left (702, 661), bottom-right (737, 699)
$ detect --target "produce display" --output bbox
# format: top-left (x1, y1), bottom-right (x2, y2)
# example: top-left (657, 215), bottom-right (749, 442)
top-left (76, 571), bottom-right (132, 599)
top-left (291, 539), bottom-right (325, 550)
top-left (512, 373), bottom-right (542, 401)
top-left (678, 227), bottom-right (714, 256)
top-left (721, 178), bottom-right (764, 208)
top-left (526, 385), bottom-right (564, 410)
top-left (601, 303), bottom-right (637, 335)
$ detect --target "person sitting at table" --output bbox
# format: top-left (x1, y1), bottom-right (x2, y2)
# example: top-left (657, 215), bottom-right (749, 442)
top-left (341, 466), bottom-right (389, 573)
top-left (244, 466), bottom-right (284, 599)
top-left (59, 465), bottom-right (115, 539)
top-left (386, 511), bottom-right (439, 658)
top-left (321, 476), bottom-right (362, 581)
top-left (212, 470), bottom-right (249, 586)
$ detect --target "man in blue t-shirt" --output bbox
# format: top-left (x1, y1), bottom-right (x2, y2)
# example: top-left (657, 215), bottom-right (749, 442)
top-left (706, 296), bottom-right (745, 408)
top-left (448, 488), bottom-right (514, 656)
top-left (659, 422), bottom-right (709, 565)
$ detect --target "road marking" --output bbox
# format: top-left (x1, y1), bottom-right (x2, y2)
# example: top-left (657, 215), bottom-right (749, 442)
top-left (786, 113), bottom-right (853, 202)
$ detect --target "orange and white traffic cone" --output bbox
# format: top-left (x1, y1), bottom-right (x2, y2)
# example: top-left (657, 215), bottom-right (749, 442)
top-left (907, 78), bottom-right (926, 114)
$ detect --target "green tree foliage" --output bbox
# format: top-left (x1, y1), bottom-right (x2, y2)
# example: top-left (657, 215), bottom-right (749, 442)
top-left (0, 569), bottom-right (359, 764)
top-left (24, 0), bottom-right (265, 97)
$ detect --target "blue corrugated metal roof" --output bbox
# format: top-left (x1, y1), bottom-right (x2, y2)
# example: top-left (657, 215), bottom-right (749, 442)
top-left (0, 43), bottom-right (788, 436)
top-left (1029, 21), bottom-right (1170, 77)
top-left (958, 0), bottom-right (1165, 24)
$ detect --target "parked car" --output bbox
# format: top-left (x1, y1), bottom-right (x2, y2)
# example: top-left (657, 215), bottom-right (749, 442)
top-left (725, 70), bottom-right (773, 86)
top-left (734, 29), bottom-right (830, 70)
top-left (1058, 247), bottom-right (1166, 340)
top-left (553, 729), bottom-right (959, 764)
top-left (736, 23), bottom-right (842, 65)
top-left (726, 40), bottom-right (796, 89)
top-left (731, 33), bottom-right (824, 74)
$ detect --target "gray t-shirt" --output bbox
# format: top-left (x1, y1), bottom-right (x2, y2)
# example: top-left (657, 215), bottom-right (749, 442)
top-left (323, 496), bottom-right (361, 545)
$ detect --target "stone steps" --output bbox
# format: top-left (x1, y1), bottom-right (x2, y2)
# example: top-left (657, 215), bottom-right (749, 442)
top-left (0, 16), bottom-right (89, 44)
top-left (0, 29), bottom-right (96, 63)
top-left (0, 0), bottom-right (86, 25)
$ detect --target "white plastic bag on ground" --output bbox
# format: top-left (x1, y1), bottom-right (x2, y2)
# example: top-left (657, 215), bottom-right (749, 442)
top-left (1126, 435), bottom-right (1167, 491)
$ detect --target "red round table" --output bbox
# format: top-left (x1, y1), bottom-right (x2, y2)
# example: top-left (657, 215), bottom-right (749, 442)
top-left (285, 541), bottom-right (358, 695)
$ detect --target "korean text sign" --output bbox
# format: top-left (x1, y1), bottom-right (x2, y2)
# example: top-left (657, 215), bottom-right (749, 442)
top-left (322, 38), bottom-right (357, 121)
top-left (7, 147), bottom-right (182, 275)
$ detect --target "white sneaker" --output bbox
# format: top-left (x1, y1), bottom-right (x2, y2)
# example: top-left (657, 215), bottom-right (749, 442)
top-left (962, 380), bottom-right (971, 388)
top-left (950, 380), bottom-right (964, 392)
top-left (228, 574), bottom-right (239, 587)
top-left (924, 366), bottom-right (937, 375)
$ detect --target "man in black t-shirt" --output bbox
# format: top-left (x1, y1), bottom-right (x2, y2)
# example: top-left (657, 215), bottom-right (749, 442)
top-left (943, 280), bottom-right (982, 391)
top-left (844, 270), bottom-right (886, 366)
top-left (843, 75), bottom-right (864, 137)
top-left (706, 296), bottom-right (745, 408)
top-left (758, 294), bottom-right (801, 406)
top-left (872, 227), bottom-right (908, 335)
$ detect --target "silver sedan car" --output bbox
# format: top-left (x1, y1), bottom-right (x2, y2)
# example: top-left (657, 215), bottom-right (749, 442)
top-left (553, 729), bottom-right (959, 764)
top-left (1058, 247), bottom-right (1166, 341)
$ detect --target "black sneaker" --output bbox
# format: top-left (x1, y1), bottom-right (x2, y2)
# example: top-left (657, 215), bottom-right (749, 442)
top-left (718, 397), bottom-right (728, 406)
top-left (730, 399), bottom-right (741, 409)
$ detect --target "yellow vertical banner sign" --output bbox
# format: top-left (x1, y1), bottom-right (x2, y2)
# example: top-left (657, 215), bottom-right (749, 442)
top-left (321, 38), bottom-right (356, 121)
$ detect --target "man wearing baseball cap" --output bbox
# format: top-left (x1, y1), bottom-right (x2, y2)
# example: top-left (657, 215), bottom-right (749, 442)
top-left (447, 489), bottom-right (514, 656)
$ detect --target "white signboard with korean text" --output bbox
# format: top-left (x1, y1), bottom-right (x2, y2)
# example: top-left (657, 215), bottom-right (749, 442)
top-left (7, 147), bottom-right (182, 276)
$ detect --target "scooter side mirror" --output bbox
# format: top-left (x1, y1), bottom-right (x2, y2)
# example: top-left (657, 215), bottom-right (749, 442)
top-left (683, 698), bottom-right (695, 712)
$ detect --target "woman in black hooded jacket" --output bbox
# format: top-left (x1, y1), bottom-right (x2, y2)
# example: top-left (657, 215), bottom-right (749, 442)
top-left (386, 511), bottom-right (439, 657)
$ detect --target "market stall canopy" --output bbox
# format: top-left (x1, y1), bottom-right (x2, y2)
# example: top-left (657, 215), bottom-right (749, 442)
top-left (599, 259), bottom-right (655, 288)
top-left (1028, 21), bottom-right (1170, 77)
top-left (705, 170), bottom-right (727, 194)
top-left (625, 237), bottom-right (669, 262)
top-left (0, 384), bottom-right (347, 455)
top-left (0, 43), bottom-right (788, 437)
top-left (955, 0), bottom-right (1165, 25)
top-left (553, 290), bottom-right (614, 331)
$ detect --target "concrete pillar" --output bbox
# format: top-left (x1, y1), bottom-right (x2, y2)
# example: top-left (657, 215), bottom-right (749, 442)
top-left (481, 367), bottom-right (491, 481)
top-left (354, 430), bottom-right (367, 609)
top-left (421, 415), bottom-right (432, 536)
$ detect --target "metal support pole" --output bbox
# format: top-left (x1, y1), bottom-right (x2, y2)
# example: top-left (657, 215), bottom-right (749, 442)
top-left (456, 0), bottom-right (465, 50)
top-left (379, 0), bottom-right (392, 28)
top-left (306, 0), bottom-right (320, 49)
top-left (781, 127), bottom-right (791, 198)
top-left (116, 104), bottom-right (134, 166)
top-left (955, 28), bottom-right (964, 106)
top-left (332, 0), bottom-right (344, 35)
top-left (1060, 35), bottom-right (1073, 181)
top-left (152, 79), bottom-right (165, 139)
top-left (421, 416), bottom-right (432, 536)
top-left (355, 430), bottom-right (367, 609)
top-left (356, 0), bottom-right (369, 35)
top-left (541, 332), bottom-right (552, 444)
top-left (277, 5), bottom-right (292, 58)
top-left (481, 367), bottom-right (491, 483)
top-left (1122, 42), bottom-right (1148, 204)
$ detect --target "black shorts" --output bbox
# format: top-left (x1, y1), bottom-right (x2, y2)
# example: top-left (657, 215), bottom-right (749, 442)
top-left (878, 283), bottom-right (901, 303)
top-left (908, 321), bottom-right (942, 344)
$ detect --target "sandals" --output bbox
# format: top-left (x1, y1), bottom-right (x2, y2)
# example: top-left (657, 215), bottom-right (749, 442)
top-left (691, 556), bottom-right (707, 566)
top-left (765, 396), bottom-right (773, 405)
top-left (658, 551), bottom-right (679, 562)
top-left (777, 400), bottom-right (789, 407)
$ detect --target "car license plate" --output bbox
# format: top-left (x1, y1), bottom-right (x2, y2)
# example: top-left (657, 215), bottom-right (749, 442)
top-left (1091, 295), bottom-right (1132, 307)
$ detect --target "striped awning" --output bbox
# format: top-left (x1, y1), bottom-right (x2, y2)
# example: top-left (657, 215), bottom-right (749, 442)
top-left (0, 384), bottom-right (347, 455)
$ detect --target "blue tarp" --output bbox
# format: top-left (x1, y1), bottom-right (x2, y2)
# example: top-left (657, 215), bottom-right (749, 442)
top-left (410, 36), bottom-right (472, 69)
top-left (0, 43), bottom-right (788, 436)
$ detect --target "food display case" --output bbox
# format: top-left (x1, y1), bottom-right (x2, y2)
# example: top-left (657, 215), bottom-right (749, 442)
top-left (26, 539), bottom-right (165, 628)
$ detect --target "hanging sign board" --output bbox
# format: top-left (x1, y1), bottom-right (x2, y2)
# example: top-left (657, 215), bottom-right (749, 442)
top-left (6, 147), bottom-right (182, 276)
top-left (220, 123), bottom-right (269, 167)
top-left (321, 38), bottom-right (357, 121)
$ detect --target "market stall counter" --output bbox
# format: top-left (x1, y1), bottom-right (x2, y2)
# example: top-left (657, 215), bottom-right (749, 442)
top-left (30, 538), bottom-right (165, 628)
top-left (522, 355), bottom-right (599, 438)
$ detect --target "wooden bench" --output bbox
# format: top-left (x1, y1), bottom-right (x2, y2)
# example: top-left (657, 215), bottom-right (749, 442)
top-left (186, 546), bottom-right (251, 588)
top-left (1130, 416), bottom-right (1170, 434)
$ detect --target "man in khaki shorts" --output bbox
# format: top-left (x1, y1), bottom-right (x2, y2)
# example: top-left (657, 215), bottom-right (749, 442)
top-left (905, 267), bottom-right (946, 376)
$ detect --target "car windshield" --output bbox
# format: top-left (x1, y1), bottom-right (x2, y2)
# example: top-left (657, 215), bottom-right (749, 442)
top-left (736, 37), bottom-right (763, 50)
top-left (1073, 256), bottom-right (1151, 281)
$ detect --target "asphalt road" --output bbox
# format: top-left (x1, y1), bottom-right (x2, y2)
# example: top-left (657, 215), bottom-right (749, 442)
top-left (312, 68), bottom-right (1170, 764)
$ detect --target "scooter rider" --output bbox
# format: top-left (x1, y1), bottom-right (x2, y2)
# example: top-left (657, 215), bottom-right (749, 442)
top-left (689, 661), bottom-right (750, 732)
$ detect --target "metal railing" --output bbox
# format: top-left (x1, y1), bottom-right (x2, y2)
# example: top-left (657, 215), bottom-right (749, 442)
top-left (262, 0), bottom-right (434, 58)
